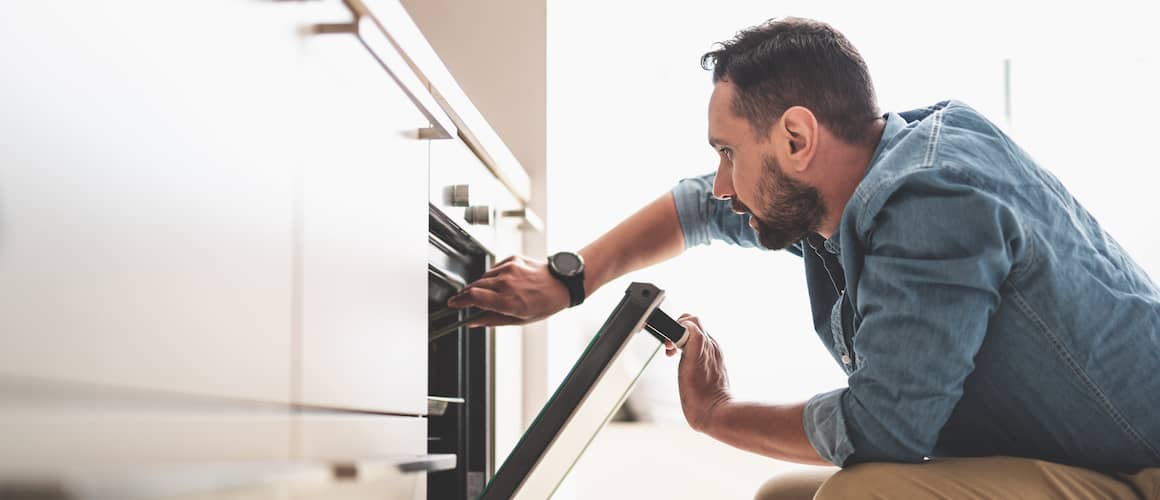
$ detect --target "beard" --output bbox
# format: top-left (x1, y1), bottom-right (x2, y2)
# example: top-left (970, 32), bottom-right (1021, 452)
top-left (731, 155), bottom-right (826, 250)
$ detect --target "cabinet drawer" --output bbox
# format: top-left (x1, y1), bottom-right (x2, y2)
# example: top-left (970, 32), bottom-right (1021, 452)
top-left (0, 380), bottom-right (291, 471)
top-left (295, 413), bottom-right (430, 500)
top-left (0, 0), bottom-right (302, 402)
top-left (296, 413), bottom-right (425, 462)
top-left (296, 0), bottom-right (430, 416)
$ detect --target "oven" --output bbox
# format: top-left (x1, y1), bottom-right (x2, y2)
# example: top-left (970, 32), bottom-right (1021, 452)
top-left (426, 202), bottom-right (494, 500)
top-left (425, 114), bottom-right (535, 497)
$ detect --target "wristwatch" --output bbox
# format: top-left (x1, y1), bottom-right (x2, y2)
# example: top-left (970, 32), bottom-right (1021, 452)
top-left (547, 251), bottom-right (586, 307)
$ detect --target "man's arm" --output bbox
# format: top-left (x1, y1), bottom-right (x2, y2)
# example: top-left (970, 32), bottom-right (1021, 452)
top-left (447, 191), bottom-right (685, 326)
top-left (705, 402), bottom-right (829, 466)
top-left (668, 315), bottom-right (829, 466)
top-left (578, 191), bottom-right (686, 297)
top-left (447, 171), bottom-right (765, 326)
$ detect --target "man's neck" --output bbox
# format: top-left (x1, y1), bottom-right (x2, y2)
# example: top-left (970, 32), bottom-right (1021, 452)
top-left (816, 119), bottom-right (887, 239)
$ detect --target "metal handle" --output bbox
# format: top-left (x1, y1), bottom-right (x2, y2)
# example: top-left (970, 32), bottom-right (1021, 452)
top-left (645, 308), bottom-right (690, 349)
top-left (501, 207), bottom-right (544, 233)
top-left (446, 184), bottom-right (471, 207)
top-left (427, 395), bottom-right (465, 416)
top-left (464, 206), bottom-right (492, 226)
top-left (398, 454), bottom-right (458, 474)
top-left (331, 454), bottom-right (458, 481)
top-left (311, 11), bottom-right (457, 140)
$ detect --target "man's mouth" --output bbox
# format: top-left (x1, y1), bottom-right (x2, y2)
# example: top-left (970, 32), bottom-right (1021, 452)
top-left (730, 198), bottom-right (750, 216)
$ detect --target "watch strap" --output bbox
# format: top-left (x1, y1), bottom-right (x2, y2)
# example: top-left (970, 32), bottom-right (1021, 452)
top-left (562, 270), bottom-right (585, 307)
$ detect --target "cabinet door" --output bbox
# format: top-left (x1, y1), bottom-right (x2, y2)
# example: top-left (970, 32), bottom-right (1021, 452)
top-left (296, 1), bottom-right (429, 415)
top-left (0, 1), bottom-right (301, 402)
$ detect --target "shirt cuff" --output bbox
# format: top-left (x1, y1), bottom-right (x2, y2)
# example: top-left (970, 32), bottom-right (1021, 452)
top-left (671, 175), bottom-right (714, 249)
top-left (803, 388), bottom-right (857, 466)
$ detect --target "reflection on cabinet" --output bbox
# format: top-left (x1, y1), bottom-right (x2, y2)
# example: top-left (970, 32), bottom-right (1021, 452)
top-left (0, 0), bottom-right (301, 403)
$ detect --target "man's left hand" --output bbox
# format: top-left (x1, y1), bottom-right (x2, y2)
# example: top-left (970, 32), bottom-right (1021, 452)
top-left (666, 314), bottom-right (733, 433)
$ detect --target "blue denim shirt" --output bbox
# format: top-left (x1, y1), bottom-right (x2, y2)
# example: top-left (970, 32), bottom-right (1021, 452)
top-left (672, 101), bottom-right (1160, 470)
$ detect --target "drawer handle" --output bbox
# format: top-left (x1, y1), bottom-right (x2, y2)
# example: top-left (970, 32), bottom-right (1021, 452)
top-left (427, 395), bottom-right (465, 416)
top-left (502, 207), bottom-right (544, 233)
top-left (398, 454), bottom-right (458, 474)
top-left (331, 454), bottom-right (458, 480)
top-left (311, 8), bottom-right (457, 140)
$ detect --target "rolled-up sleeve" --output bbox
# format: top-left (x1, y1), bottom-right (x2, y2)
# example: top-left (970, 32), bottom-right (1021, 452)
top-left (802, 179), bottom-right (1021, 466)
top-left (671, 172), bottom-right (762, 249)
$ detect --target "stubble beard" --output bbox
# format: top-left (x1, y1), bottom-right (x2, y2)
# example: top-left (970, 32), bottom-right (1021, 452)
top-left (732, 155), bottom-right (827, 250)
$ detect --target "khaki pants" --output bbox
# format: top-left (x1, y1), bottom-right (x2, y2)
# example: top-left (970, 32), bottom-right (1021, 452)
top-left (755, 457), bottom-right (1160, 500)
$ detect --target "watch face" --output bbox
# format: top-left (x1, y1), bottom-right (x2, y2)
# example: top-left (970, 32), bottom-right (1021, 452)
top-left (552, 252), bottom-right (583, 276)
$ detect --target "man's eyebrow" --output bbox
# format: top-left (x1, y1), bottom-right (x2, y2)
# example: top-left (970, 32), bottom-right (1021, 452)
top-left (708, 136), bottom-right (729, 148)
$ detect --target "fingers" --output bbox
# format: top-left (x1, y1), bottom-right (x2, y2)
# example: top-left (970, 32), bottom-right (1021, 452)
top-left (493, 255), bottom-right (519, 267)
top-left (478, 255), bottom-right (532, 280)
top-left (468, 255), bottom-right (534, 287)
top-left (445, 286), bottom-right (518, 315)
top-left (447, 277), bottom-right (508, 309)
top-left (477, 261), bottom-right (515, 281)
top-left (677, 314), bottom-right (703, 329)
top-left (458, 277), bottom-right (505, 293)
top-left (664, 340), bottom-right (677, 357)
top-left (677, 316), bottom-right (704, 356)
top-left (673, 316), bottom-right (728, 387)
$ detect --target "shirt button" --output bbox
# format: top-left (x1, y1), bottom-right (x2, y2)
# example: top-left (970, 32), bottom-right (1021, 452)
top-left (841, 354), bottom-right (852, 365)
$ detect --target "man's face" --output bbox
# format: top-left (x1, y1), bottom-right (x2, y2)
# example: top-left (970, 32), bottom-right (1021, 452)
top-left (706, 81), bottom-right (826, 250)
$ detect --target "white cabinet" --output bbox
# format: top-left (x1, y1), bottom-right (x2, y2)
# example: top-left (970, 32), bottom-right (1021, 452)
top-left (294, 414), bottom-right (427, 500)
top-left (0, 0), bottom-right (303, 403)
top-left (0, 0), bottom-right (533, 491)
top-left (294, 1), bottom-right (430, 416)
top-left (0, 0), bottom-right (433, 415)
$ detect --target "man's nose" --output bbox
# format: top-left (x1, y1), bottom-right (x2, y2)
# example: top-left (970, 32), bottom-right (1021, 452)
top-left (712, 162), bottom-right (734, 200)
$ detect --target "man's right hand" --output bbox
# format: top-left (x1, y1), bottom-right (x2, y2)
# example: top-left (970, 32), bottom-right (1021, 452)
top-left (445, 255), bottom-right (572, 327)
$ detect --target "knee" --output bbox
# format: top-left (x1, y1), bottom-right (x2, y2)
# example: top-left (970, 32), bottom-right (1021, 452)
top-left (814, 463), bottom-right (904, 500)
top-left (754, 468), bottom-right (837, 500)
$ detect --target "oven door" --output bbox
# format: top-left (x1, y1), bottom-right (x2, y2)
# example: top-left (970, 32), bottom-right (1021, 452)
top-left (479, 282), bottom-right (671, 500)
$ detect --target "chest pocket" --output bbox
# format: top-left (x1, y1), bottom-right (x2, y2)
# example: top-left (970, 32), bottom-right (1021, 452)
top-left (830, 291), bottom-right (858, 374)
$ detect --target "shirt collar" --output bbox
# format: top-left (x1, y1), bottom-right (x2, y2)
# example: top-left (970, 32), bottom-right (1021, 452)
top-left (819, 112), bottom-right (908, 256)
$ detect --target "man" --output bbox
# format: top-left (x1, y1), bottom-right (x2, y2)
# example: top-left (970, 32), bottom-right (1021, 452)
top-left (446, 17), bottom-right (1160, 499)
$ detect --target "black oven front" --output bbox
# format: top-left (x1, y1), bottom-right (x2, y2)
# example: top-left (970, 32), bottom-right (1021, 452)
top-left (427, 203), bottom-right (493, 500)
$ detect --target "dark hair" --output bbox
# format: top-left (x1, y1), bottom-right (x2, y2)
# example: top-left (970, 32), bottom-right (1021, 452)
top-left (701, 17), bottom-right (880, 145)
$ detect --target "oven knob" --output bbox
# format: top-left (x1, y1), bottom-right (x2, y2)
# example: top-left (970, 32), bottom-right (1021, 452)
top-left (446, 184), bottom-right (471, 207)
top-left (464, 205), bottom-right (492, 225)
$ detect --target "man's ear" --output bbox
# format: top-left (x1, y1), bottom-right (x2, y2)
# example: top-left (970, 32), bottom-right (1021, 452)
top-left (778, 106), bottom-right (819, 173)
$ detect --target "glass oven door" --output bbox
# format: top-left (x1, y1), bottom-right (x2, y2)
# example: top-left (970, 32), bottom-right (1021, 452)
top-left (479, 282), bottom-right (680, 500)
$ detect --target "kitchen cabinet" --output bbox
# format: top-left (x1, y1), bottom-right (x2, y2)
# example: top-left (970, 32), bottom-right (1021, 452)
top-left (295, 0), bottom-right (430, 416)
top-left (0, 0), bottom-right (536, 495)
top-left (0, 0), bottom-right (301, 404)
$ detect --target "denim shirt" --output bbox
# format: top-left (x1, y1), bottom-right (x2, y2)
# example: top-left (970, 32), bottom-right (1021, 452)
top-left (671, 101), bottom-right (1160, 470)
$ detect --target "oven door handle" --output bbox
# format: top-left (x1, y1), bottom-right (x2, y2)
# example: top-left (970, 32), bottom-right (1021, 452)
top-left (428, 263), bottom-right (467, 291)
